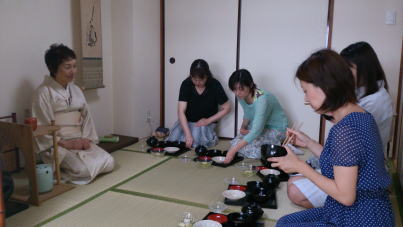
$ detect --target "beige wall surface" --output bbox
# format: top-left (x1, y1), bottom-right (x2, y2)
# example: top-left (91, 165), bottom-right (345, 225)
top-left (0, 0), bottom-right (161, 139)
top-left (111, 0), bottom-right (161, 137)
top-left (0, 0), bottom-right (114, 136)
top-left (325, 0), bottom-right (403, 146)
top-left (332, 0), bottom-right (403, 108)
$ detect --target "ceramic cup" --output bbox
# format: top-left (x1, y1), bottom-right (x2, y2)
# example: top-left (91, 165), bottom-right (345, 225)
top-left (24, 117), bottom-right (37, 131)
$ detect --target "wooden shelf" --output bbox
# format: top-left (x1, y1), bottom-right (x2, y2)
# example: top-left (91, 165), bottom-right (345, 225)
top-left (11, 184), bottom-right (75, 205)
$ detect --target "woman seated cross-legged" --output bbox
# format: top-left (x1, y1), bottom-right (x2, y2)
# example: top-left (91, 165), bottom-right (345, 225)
top-left (224, 69), bottom-right (288, 163)
top-left (32, 44), bottom-right (114, 185)
top-left (166, 59), bottom-right (231, 148)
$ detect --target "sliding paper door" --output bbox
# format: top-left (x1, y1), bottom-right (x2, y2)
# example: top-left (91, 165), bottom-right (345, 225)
top-left (239, 0), bottom-right (329, 140)
top-left (164, 0), bottom-right (238, 137)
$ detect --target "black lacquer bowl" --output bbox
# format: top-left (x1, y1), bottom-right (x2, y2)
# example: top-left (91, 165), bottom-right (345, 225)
top-left (195, 145), bottom-right (208, 156)
top-left (241, 203), bottom-right (264, 220)
top-left (261, 144), bottom-right (287, 168)
top-left (146, 136), bottom-right (159, 147)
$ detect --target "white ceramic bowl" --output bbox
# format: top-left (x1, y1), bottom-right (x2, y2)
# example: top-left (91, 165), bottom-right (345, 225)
top-left (260, 168), bottom-right (280, 176)
top-left (164, 146), bottom-right (180, 153)
top-left (212, 156), bottom-right (226, 163)
top-left (193, 220), bottom-right (222, 227)
top-left (222, 189), bottom-right (246, 200)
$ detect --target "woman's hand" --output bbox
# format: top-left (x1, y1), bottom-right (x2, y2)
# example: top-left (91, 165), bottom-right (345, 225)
top-left (224, 149), bottom-right (237, 164)
top-left (239, 128), bottom-right (249, 135)
top-left (58, 139), bottom-right (82, 150)
top-left (81, 138), bottom-right (91, 150)
top-left (58, 138), bottom-right (91, 150)
top-left (185, 134), bottom-right (194, 148)
top-left (195, 118), bottom-right (210, 127)
top-left (286, 128), bottom-right (312, 148)
top-left (268, 145), bottom-right (306, 173)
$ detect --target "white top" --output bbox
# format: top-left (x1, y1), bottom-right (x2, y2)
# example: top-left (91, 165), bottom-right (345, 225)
top-left (356, 81), bottom-right (394, 156)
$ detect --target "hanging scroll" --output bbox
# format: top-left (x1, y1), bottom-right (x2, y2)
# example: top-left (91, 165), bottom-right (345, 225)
top-left (80, 0), bottom-right (104, 89)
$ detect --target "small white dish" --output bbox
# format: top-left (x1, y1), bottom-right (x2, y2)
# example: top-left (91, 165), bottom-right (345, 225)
top-left (212, 156), bottom-right (226, 163)
top-left (260, 168), bottom-right (280, 176)
top-left (222, 189), bottom-right (246, 200)
top-left (193, 220), bottom-right (222, 227)
top-left (164, 146), bottom-right (180, 153)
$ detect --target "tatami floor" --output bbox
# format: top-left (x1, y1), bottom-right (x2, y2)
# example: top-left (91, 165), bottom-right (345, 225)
top-left (6, 139), bottom-right (402, 227)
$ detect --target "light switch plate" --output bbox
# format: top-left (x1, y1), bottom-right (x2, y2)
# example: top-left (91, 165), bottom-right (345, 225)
top-left (385, 10), bottom-right (396, 25)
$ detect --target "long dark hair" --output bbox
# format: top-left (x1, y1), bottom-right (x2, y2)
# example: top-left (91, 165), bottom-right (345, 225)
top-left (296, 49), bottom-right (357, 112)
top-left (189, 59), bottom-right (213, 79)
top-left (340, 41), bottom-right (388, 97)
top-left (228, 69), bottom-right (257, 97)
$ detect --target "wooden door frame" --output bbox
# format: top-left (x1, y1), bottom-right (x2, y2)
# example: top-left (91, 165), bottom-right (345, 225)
top-left (394, 38), bottom-right (403, 169)
top-left (318, 0), bottom-right (335, 145)
top-left (160, 0), bottom-right (165, 126)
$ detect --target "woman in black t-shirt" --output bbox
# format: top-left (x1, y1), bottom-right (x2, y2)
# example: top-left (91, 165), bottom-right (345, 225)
top-left (166, 59), bottom-right (231, 148)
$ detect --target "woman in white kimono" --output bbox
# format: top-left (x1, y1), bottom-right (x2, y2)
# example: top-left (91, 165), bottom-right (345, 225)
top-left (32, 44), bottom-right (114, 185)
top-left (286, 41), bottom-right (394, 209)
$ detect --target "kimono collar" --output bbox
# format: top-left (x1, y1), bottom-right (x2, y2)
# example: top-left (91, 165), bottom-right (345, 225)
top-left (44, 76), bottom-right (73, 99)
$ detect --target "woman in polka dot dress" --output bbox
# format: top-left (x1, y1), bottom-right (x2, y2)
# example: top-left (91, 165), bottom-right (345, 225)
top-left (269, 49), bottom-right (394, 226)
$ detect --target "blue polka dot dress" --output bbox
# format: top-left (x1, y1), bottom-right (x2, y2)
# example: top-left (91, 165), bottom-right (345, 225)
top-left (277, 112), bottom-right (394, 227)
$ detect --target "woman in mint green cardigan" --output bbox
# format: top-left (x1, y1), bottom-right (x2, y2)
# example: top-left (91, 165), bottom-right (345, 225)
top-left (224, 69), bottom-right (288, 163)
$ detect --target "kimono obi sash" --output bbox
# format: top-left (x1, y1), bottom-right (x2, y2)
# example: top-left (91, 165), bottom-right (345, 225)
top-left (54, 111), bottom-right (82, 138)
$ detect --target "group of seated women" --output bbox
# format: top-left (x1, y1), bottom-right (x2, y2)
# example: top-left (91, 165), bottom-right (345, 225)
top-left (165, 42), bottom-right (394, 226)
top-left (32, 41), bottom-right (394, 226)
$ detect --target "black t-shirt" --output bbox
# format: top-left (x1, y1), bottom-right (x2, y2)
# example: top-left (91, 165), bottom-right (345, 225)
top-left (179, 77), bottom-right (228, 122)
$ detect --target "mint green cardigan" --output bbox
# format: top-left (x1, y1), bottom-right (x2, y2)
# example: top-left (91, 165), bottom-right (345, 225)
top-left (239, 89), bottom-right (288, 143)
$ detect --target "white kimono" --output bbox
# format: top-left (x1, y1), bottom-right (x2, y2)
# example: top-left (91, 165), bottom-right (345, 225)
top-left (32, 76), bottom-right (114, 184)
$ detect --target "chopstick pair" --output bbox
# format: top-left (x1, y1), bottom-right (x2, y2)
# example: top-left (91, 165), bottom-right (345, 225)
top-left (282, 122), bottom-right (303, 146)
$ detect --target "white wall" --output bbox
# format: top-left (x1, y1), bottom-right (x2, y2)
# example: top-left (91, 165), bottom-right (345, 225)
top-left (325, 0), bottom-right (403, 146)
top-left (111, 0), bottom-right (161, 137)
top-left (332, 0), bottom-right (403, 107)
top-left (0, 0), bottom-right (161, 139)
top-left (0, 0), bottom-right (114, 136)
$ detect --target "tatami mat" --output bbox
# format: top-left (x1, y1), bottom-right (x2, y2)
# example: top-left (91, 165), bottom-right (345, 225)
top-left (40, 190), bottom-right (276, 227)
top-left (7, 140), bottom-right (401, 227)
top-left (116, 157), bottom-right (304, 221)
top-left (6, 150), bottom-right (168, 227)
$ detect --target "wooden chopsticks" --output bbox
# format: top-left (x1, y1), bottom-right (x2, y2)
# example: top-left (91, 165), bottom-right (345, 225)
top-left (282, 122), bottom-right (303, 146)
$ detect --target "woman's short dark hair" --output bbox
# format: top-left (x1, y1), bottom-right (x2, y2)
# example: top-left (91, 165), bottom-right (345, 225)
top-left (44, 44), bottom-right (76, 77)
top-left (189, 59), bottom-right (212, 79)
top-left (296, 49), bottom-right (357, 112)
top-left (340, 41), bottom-right (388, 97)
top-left (228, 69), bottom-right (256, 95)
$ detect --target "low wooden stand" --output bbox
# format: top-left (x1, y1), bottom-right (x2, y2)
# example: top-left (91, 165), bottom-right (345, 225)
top-left (0, 122), bottom-right (75, 206)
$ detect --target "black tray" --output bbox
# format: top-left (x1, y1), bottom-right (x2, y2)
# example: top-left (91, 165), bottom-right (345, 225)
top-left (146, 140), bottom-right (191, 157)
top-left (202, 212), bottom-right (265, 227)
top-left (192, 151), bottom-right (244, 168)
top-left (223, 184), bottom-right (277, 209)
top-left (146, 147), bottom-right (190, 157)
